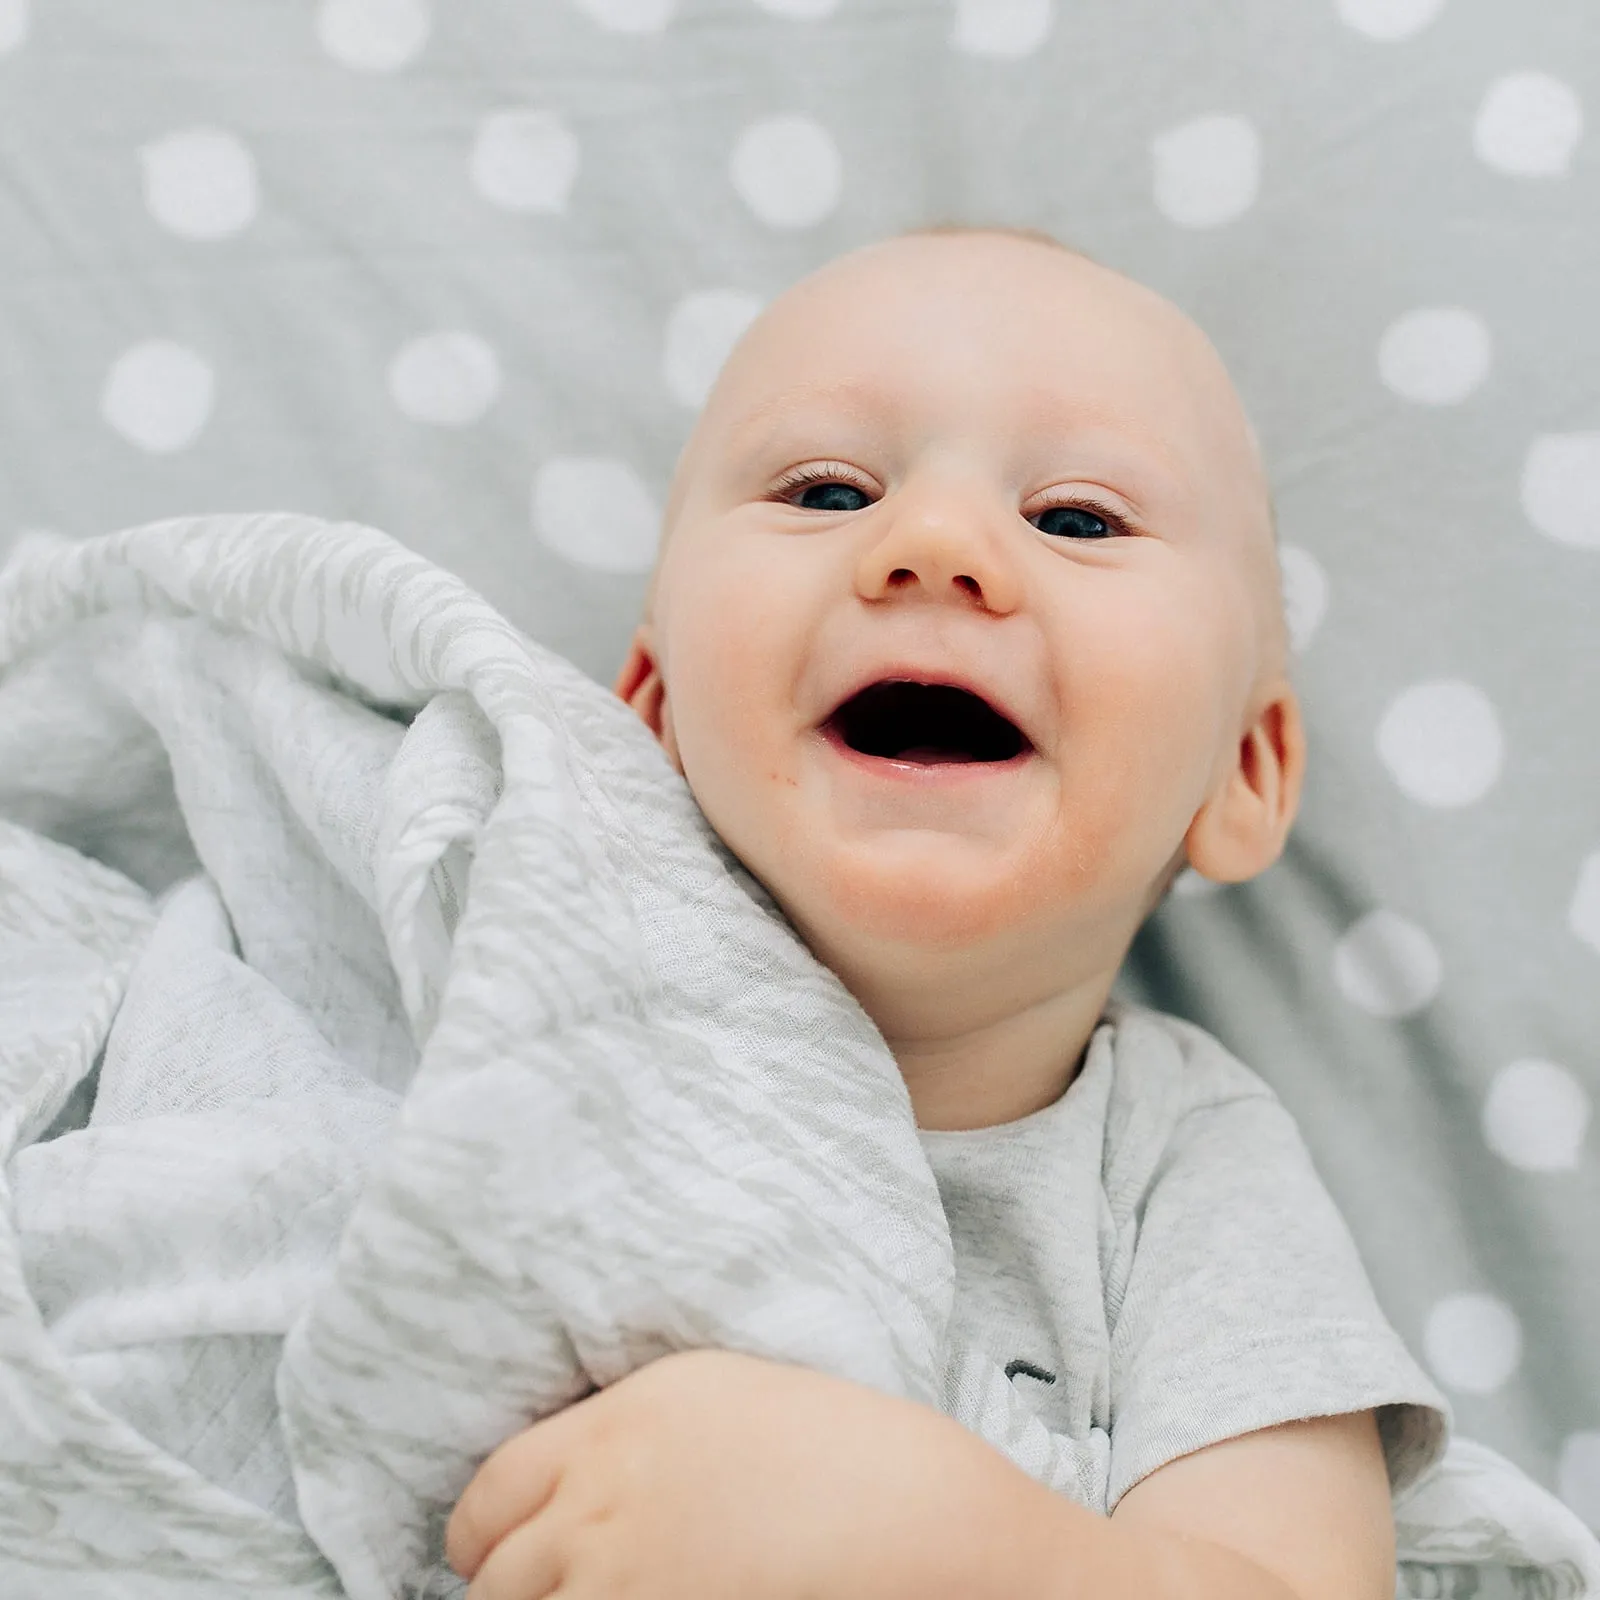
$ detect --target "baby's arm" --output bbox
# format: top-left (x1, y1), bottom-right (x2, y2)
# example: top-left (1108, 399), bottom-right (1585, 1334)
top-left (1102, 1410), bottom-right (1393, 1599)
top-left (446, 1349), bottom-right (1393, 1600)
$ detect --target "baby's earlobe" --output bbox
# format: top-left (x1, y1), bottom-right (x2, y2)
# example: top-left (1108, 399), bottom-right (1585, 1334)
top-left (612, 630), bottom-right (652, 704)
top-left (612, 630), bottom-right (683, 770)
top-left (613, 632), bottom-right (666, 726)
top-left (1183, 690), bottom-right (1306, 884)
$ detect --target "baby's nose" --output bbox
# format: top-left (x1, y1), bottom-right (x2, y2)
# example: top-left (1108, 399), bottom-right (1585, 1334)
top-left (854, 498), bottom-right (1022, 614)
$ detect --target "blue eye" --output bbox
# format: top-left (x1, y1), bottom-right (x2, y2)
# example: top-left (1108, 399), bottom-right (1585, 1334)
top-left (797, 481), bottom-right (871, 512)
top-left (1031, 504), bottom-right (1113, 539)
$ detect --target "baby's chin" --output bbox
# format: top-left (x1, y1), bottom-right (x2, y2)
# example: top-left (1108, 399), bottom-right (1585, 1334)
top-left (768, 831), bottom-right (1067, 955)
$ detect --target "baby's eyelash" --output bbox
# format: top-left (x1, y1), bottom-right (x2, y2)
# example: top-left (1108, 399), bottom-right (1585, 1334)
top-left (771, 461), bottom-right (875, 497)
top-left (1030, 494), bottom-right (1139, 538)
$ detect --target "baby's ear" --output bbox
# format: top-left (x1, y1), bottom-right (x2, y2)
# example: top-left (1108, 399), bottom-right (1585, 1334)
top-left (612, 627), bottom-right (683, 770)
top-left (1183, 683), bottom-right (1306, 885)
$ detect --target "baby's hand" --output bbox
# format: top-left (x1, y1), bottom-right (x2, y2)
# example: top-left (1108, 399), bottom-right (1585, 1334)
top-left (445, 1347), bottom-right (1018, 1600)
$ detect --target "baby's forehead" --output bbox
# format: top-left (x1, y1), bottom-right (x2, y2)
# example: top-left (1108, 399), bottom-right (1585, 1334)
top-left (710, 235), bottom-right (1238, 444)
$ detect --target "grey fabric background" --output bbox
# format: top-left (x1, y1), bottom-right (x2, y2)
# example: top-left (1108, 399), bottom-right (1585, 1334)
top-left (1, 0), bottom-right (1595, 1529)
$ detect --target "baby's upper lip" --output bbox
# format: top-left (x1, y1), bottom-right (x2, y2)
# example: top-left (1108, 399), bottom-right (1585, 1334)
top-left (820, 662), bottom-right (1037, 750)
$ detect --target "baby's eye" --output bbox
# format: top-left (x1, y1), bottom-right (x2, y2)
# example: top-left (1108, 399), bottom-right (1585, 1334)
top-left (795, 481), bottom-right (872, 512)
top-left (1030, 504), bottom-right (1116, 540)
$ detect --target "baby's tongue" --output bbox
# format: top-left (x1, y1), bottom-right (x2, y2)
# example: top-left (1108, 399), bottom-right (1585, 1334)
top-left (896, 745), bottom-right (972, 764)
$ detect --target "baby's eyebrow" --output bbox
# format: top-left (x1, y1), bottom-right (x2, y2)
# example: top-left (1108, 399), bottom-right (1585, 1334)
top-left (1006, 386), bottom-right (1192, 489)
top-left (1023, 425), bottom-right (1192, 520)
top-left (717, 380), bottom-right (1199, 521)
top-left (722, 379), bottom-right (896, 455)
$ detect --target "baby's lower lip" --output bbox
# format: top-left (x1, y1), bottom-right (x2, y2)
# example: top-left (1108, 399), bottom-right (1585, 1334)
top-left (817, 722), bottom-right (1035, 782)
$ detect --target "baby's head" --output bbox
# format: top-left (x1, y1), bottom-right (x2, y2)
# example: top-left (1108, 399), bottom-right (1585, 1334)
top-left (616, 228), bottom-right (1303, 1115)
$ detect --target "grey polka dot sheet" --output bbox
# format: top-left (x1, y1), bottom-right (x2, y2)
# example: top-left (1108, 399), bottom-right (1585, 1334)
top-left (0, 0), bottom-right (1595, 1569)
top-left (1, 512), bottom-right (1596, 1599)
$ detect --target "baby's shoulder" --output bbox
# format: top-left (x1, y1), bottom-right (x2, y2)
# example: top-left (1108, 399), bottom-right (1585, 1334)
top-left (1098, 1002), bottom-right (1309, 1214)
top-left (1104, 997), bottom-right (1283, 1105)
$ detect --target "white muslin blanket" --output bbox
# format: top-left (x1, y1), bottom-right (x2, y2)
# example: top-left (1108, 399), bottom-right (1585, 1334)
top-left (1, 514), bottom-right (1595, 1600)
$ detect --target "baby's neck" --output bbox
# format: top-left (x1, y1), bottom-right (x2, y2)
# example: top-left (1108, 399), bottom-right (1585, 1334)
top-left (890, 986), bottom-right (1110, 1131)
top-left (834, 952), bottom-right (1120, 1132)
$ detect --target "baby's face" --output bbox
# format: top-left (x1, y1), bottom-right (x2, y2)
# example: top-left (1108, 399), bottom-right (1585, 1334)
top-left (621, 233), bottom-right (1294, 1006)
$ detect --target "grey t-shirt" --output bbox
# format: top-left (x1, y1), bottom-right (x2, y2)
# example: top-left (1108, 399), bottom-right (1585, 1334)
top-left (920, 1001), bottom-right (1451, 1514)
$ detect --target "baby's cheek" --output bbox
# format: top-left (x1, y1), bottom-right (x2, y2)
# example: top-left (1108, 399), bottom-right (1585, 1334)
top-left (678, 554), bottom-right (793, 688)
top-left (1056, 647), bottom-right (1231, 866)
top-left (663, 608), bottom-right (797, 857)
top-left (666, 583), bottom-right (761, 730)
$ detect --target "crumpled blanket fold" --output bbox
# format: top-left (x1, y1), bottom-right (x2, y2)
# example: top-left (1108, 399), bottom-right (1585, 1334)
top-left (1, 514), bottom-right (1595, 1600)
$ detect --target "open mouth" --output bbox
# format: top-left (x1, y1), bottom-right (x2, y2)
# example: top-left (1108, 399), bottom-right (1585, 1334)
top-left (824, 681), bottom-right (1031, 765)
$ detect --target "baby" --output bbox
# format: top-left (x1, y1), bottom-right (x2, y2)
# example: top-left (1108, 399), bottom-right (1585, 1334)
top-left (446, 229), bottom-right (1448, 1599)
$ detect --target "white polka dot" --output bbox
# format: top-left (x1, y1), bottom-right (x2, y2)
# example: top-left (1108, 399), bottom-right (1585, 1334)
top-left (388, 332), bottom-right (501, 427)
top-left (1522, 433), bottom-right (1600, 550)
top-left (1377, 307), bottom-right (1492, 406)
top-left (0, 0), bottom-right (30, 53)
top-left (534, 458), bottom-right (659, 574)
top-left (1335, 0), bottom-right (1446, 41)
top-left (316, 0), bottom-right (430, 72)
top-left (730, 115), bottom-right (842, 230)
top-left (1151, 114), bottom-right (1261, 229)
top-left (1424, 1292), bottom-right (1522, 1395)
top-left (1333, 909), bottom-right (1442, 1018)
top-left (1474, 71), bottom-right (1585, 178)
top-left (754, 0), bottom-right (839, 16)
top-left (1482, 1058), bottom-right (1591, 1172)
top-left (1278, 545), bottom-right (1329, 654)
top-left (1558, 1433), bottom-right (1600, 1531)
top-left (470, 110), bottom-right (580, 214)
top-left (662, 290), bottom-right (763, 410)
top-left (100, 341), bottom-right (215, 454)
top-left (572, 0), bottom-right (675, 31)
top-left (951, 0), bottom-right (1053, 58)
top-left (139, 127), bottom-right (259, 242)
top-left (1569, 852), bottom-right (1600, 958)
top-left (1171, 867), bottom-right (1223, 898)
top-left (1376, 680), bottom-right (1503, 808)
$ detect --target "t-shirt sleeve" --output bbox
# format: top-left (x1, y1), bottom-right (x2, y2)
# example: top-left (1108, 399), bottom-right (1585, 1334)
top-left (1105, 1023), bottom-right (1451, 1513)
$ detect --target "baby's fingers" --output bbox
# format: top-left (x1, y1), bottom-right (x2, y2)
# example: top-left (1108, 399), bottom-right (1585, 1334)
top-left (447, 1414), bottom-right (575, 1579)
top-left (462, 1511), bottom-right (567, 1600)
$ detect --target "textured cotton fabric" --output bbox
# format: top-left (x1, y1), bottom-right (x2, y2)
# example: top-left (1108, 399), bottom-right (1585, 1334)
top-left (925, 1004), bottom-right (1449, 1514)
